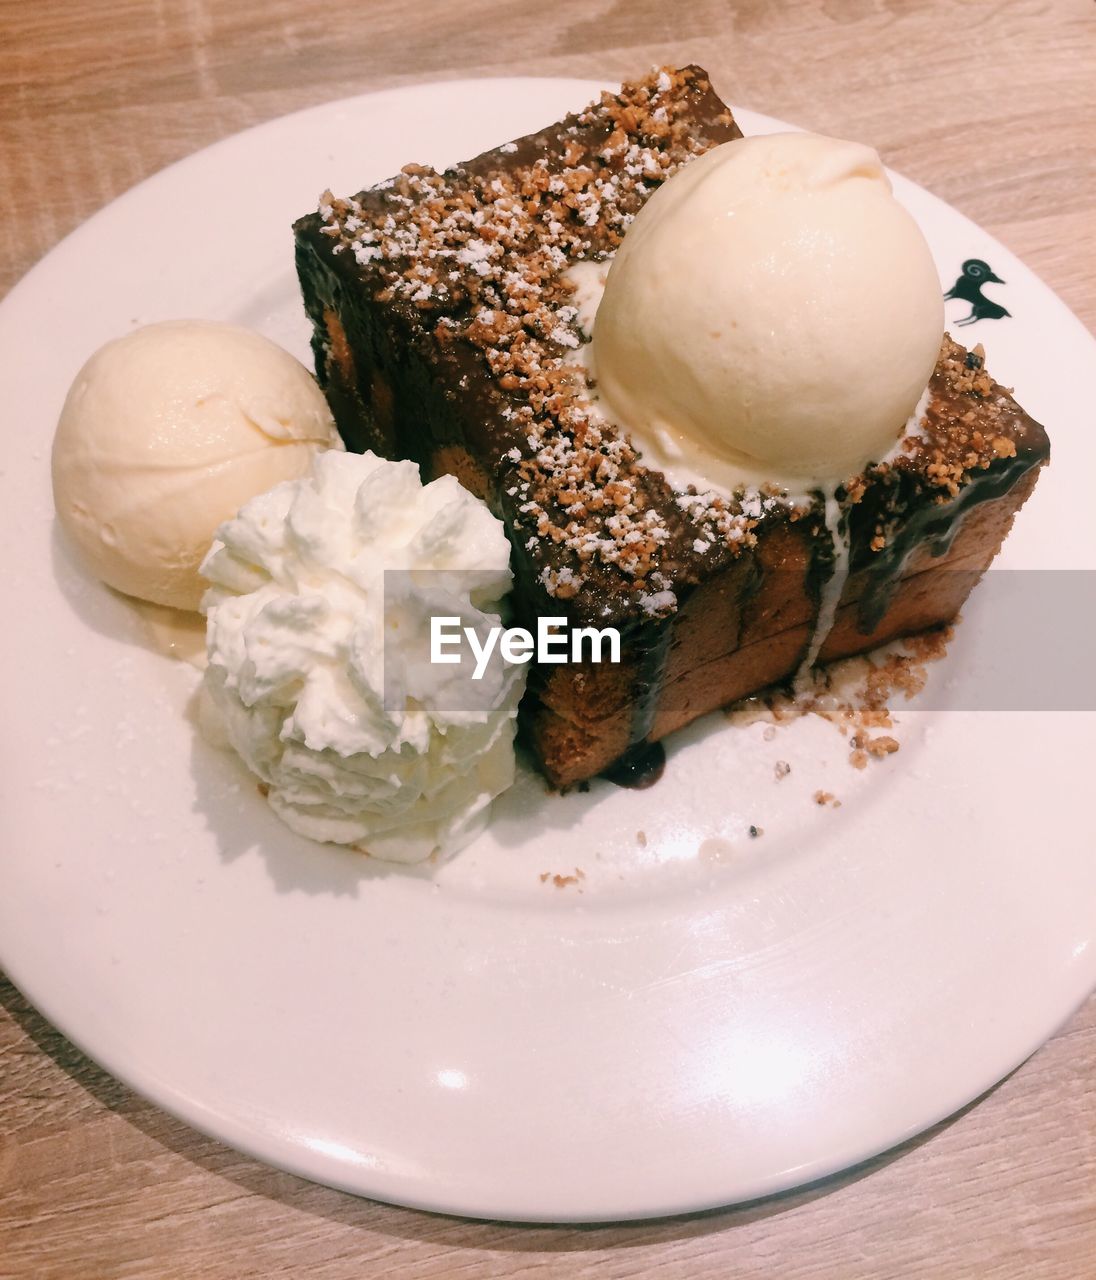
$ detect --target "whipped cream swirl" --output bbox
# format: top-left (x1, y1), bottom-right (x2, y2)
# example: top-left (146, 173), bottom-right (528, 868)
top-left (200, 449), bottom-right (524, 863)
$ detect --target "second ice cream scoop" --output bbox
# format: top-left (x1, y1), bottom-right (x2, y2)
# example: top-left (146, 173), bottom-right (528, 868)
top-left (52, 319), bottom-right (340, 612)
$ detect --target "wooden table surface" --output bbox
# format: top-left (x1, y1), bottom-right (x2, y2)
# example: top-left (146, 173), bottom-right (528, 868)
top-left (2, 1), bottom-right (1094, 1275)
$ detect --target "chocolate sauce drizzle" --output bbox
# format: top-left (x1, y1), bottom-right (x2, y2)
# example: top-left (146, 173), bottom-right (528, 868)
top-left (602, 740), bottom-right (667, 789)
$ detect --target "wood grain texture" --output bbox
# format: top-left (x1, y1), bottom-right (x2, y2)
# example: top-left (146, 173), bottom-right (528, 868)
top-left (1, 0), bottom-right (1094, 1275)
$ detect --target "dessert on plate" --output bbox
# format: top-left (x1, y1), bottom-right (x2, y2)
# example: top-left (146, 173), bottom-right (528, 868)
top-left (293, 65), bottom-right (1049, 789)
top-left (50, 68), bottom-right (1051, 861)
top-left (51, 316), bottom-right (529, 862)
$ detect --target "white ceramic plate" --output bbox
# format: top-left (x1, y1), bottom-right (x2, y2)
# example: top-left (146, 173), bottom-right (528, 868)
top-left (1, 78), bottom-right (1093, 1223)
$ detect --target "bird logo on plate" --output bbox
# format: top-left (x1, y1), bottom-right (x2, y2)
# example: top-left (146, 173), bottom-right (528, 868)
top-left (945, 259), bottom-right (1010, 327)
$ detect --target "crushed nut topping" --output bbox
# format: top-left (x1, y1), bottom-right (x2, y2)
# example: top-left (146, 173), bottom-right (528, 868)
top-left (882, 337), bottom-right (1029, 505)
top-left (316, 67), bottom-right (761, 605)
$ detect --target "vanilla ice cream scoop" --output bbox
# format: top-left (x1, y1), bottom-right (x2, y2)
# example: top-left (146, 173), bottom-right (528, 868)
top-left (592, 133), bottom-right (944, 488)
top-left (52, 320), bottom-right (340, 611)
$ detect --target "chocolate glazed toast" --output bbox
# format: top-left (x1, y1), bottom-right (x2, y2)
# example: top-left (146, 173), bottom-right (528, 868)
top-left (293, 66), bottom-right (1049, 788)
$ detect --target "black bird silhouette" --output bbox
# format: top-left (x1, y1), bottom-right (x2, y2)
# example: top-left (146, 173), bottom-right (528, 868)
top-left (944, 259), bottom-right (1010, 326)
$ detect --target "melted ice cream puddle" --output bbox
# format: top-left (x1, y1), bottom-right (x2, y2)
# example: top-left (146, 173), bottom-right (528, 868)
top-left (131, 599), bottom-right (207, 669)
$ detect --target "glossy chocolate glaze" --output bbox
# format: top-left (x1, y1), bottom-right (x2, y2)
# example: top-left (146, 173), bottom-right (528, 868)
top-left (603, 740), bottom-right (667, 789)
top-left (848, 355), bottom-right (1050, 633)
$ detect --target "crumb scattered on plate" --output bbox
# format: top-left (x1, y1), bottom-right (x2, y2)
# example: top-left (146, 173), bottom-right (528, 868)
top-left (540, 868), bottom-right (585, 888)
top-left (813, 790), bottom-right (841, 808)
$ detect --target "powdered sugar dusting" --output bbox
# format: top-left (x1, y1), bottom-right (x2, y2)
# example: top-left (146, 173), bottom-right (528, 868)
top-left (314, 67), bottom-right (757, 613)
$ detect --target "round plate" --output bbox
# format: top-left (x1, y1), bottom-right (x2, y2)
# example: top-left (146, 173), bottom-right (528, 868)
top-left (1, 78), bottom-right (1093, 1223)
